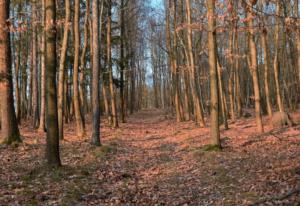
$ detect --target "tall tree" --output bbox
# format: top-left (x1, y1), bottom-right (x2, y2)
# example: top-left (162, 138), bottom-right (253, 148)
top-left (107, 0), bottom-right (118, 128)
top-left (261, 22), bottom-right (272, 118)
top-left (31, 0), bottom-right (39, 128)
top-left (244, 0), bottom-right (264, 133)
top-left (91, 0), bottom-right (101, 146)
top-left (273, 0), bottom-right (284, 112)
top-left (186, 0), bottom-right (205, 127)
top-left (38, 0), bottom-right (46, 132)
top-left (0, 0), bottom-right (21, 144)
top-left (295, 0), bottom-right (300, 82)
top-left (119, 0), bottom-right (126, 123)
top-left (165, 0), bottom-right (182, 122)
top-left (207, 0), bottom-right (221, 147)
top-left (73, 0), bottom-right (85, 137)
top-left (45, 0), bottom-right (61, 166)
top-left (58, 0), bottom-right (71, 140)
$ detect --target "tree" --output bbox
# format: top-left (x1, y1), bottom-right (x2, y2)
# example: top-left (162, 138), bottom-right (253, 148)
top-left (31, 0), bottom-right (39, 128)
top-left (91, 0), bottom-right (101, 146)
top-left (273, 0), bottom-right (284, 113)
top-left (186, 0), bottom-right (205, 127)
top-left (207, 0), bottom-right (221, 147)
top-left (165, 0), bottom-right (182, 122)
top-left (119, 0), bottom-right (126, 123)
top-left (295, 0), bottom-right (300, 82)
top-left (0, 0), bottom-right (21, 144)
top-left (38, 0), bottom-right (46, 132)
top-left (58, 0), bottom-right (71, 140)
top-left (45, 0), bottom-right (61, 166)
top-left (107, 0), bottom-right (118, 128)
top-left (244, 0), bottom-right (264, 133)
top-left (73, 0), bottom-right (86, 137)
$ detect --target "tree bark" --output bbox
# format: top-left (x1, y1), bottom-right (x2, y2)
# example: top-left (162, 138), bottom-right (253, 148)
top-left (107, 0), bottom-right (118, 128)
top-left (165, 0), bottom-right (182, 122)
top-left (245, 1), bottom-right (264, 133)
top-left (57, 0), bottom-right (70, 139)
top-left (217, 61), bottom-right (228, 130)
top-left (0, 0), bottom-right (21, 144)
top-left (32, 0), bottom-right (39, 128)
top-left (273, 0), bottom-right (284, 112)
top-left (38, 0), bottom-right (46, 132)
top-left (45, 0), bottom-right (61, 166)
top-left (91, 0), bottom-right (101, 146)
top-left (207, 0), bottom-right (221, 147)
top-left (73, 0), bottom-right (85, 137)
top-left (261, 28), bottom-right (273, 118)
top-left (186, 0), bottom-right (205, 126)
top-left (120, 0), bottom-right (126, 122)
top-left (79, 0), bottom-right (90, 115)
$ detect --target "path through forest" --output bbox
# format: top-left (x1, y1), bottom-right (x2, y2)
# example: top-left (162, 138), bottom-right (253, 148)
top-left (1, 109), bottom-right (300, 205)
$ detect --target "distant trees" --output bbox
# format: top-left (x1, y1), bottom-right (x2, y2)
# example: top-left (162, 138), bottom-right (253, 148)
top-left (154, 0), bottom-right (300, 141)
top-left (1, 0), bottom-right (300, 161)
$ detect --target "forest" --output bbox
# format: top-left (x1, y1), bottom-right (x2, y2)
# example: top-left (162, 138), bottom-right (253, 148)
top-left (0, 0), bottom-right (300, 205)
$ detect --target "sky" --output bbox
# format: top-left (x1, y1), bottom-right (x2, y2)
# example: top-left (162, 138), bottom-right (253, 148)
top-left (150, 0), bottom-right (163, 8)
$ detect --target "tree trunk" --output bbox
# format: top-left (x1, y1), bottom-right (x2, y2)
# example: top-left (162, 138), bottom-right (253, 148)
top-left (107, 0), bottom-right (118, 128)
top-left (245, 1), bottom-right (264, 133)
top-left (261, 28), bottom-right (273, 118)
top-left (295, 0), bottom-right (300, 82)
top-left (186, 0), bottom-right (205, 126)
top-left (217, 61), bottom-right (228, 130)
top-left (273, 1), bottom-right (284, 112)
top-left (79, 0), bottom-right (90, 115)
top-left (38, 0), bottom-right (46, 132)
top-left (31, 1), bottom-right (39, 128)
top-left (120, 0), bottom-right (126, 122)
top-left (91, 0), bottom-right (101, 146)
top-left (45, 0), bottom-right (61, 166)
top-left (165, 0), bottom-right (182, 122)
top-left (14, 34), bottom-right (21, 123)
top-left (57, 0), bottom-right (70, 139)
top-left (207, 0), bottom-right (221, 147)
top-left (73, 0), bottom-right (85, 137)
top-left (0, 0), bottom-right (21, 144)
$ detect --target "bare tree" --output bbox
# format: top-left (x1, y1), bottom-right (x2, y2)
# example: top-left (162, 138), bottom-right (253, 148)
top-left (207, 0), bottom-right (220, 147)
top-left (58, 0), bottom-right (71, 139)
top-left (45, 0), bottom-right (61, 166)
top-left (73, 0), bottom-right (85, 137)
top-left (0, 0), bottom-right (21, 144)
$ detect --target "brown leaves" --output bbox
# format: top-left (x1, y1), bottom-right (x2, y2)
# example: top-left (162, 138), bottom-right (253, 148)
top-left (1, 110), bottom-right (300, 205)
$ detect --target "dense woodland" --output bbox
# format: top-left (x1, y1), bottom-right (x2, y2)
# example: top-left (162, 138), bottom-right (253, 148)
top-left (0, 0), bottom-right (300, 205)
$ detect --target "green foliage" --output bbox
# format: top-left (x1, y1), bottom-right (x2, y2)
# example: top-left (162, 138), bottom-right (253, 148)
top-left (201, 144), bottom-right (222, 152)
top-left (22, 165), bottom-right (74, 183)
top-left (60, 184), bottom-right (85, 206)
top-left (91, 144), bottom-right (117, 158)
top-left (0, 135), bottom-right (22, 146)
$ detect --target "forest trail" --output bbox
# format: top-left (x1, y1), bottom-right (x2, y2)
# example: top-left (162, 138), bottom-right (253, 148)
top-left (1, 109), bottom-right (300, 205)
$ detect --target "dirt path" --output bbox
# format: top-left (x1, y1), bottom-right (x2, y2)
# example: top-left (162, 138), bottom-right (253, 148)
top-left (1, 109), bottom-right (300, 205)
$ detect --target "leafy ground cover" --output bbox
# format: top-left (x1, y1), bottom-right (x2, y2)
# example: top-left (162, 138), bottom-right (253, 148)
top-left (1, 109), bottom-right (299, 205)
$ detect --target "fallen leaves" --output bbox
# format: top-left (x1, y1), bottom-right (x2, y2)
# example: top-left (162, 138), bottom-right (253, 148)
top-left (0, 109), bottom-right (299, 205)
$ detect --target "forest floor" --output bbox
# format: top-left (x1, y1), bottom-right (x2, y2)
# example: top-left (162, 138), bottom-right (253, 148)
top-left (0, 109), bottom-right (300, 206)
